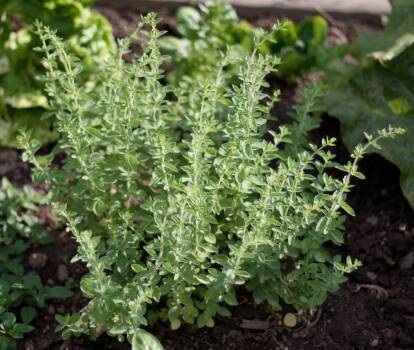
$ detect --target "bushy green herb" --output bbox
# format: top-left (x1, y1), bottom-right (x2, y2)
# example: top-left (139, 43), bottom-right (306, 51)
top-left (20, 15), bottom-right (403, 349)
top-left (0, 179), bottom-right (72, 349)
top-left (323, 0), bottom-right (414, 206)
top-left (0, 0), bottom-right (114, 146)
top-left (160, 1), bottom-right (328, 84)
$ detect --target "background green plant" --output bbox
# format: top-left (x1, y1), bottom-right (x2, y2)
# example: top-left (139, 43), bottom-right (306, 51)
top-left (20, 13), bottom-right (402, 350)
top-left (0, 178), bottom-right (72, 350)
top-left (0, 0), bottom-right (114, 146)
top-left (160, 1), bottom-right (328, 84)
top-left (323, 0), bottom-right (414, 206)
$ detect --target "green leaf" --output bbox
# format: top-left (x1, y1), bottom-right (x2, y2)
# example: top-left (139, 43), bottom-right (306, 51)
top-left (20, 307), bottom-right (37, 325)
top-left (167, 306), bottom-right (180, 322)
top-left (5, 262), bottom-right (24, 276)
top-left (223, 289), bottom-right (238, 306)
top-left (204, 233), bottom-right (216, 244)
top-left (195, 274), bottom-right (211, 285)
top-left (131, 264), bottom-right (146, 273)
top-left (5, 92), bottom-right (48, 109)
top-left (352, 171), bottom-right (366, 180)
top-left (12, 323), bottom-right (35, 335)
top-left (370, 33), bottom-right (414, 62)
top-left (324, 0), bottom-right (414, 207)
top-left (108, 324), bottom-right (129, 335)
top-left (331, 230), bottom-right (344, 245)
top-left (0, 280), bottom-right (10, 295)
top-left (0, 312), bottom-right (16, 330)
top-left (340, 202), bottom-right (355, 216)
top-left (46, 286), bottom-right (73, 299)
top-left (22, 274), bottom-right (42, 290)
top-left (176, 7), bottom-right (201, 37)
top-left (131, 329), bottom-right (164, 350)
top-left (0, 335), bottom-right (15, 350)
top-left (159, 36), bottom-right (189, 59)
top-left (313, 248), bottom-right (331, 263)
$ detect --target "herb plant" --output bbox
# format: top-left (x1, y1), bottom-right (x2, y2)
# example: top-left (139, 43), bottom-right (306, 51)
top-left (20, 15), bottom-right (403, 349)
top-left (323, 0), bottom-right (414, 206)
top-left (0, 179), bottom-right (72, 349)
top-left (160, 1), bottom-right (328, 84)
top-left (0, 0), bottom-right (114, 146)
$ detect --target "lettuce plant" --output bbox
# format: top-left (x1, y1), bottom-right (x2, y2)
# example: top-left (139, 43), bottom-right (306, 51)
top-left (19, 15), bottom-right (403, 349)
top-left (0, 0), bottom-right (114, 146)
top-left (160, 1), bottom-right (328, 84)
top-left (0, 179), bottom-right (72, 350)
top-left (324, 0), bottom-right (414, 206)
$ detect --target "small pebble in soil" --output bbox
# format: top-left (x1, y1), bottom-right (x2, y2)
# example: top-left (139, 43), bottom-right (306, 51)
top-left (57, 305), bottom-right (66, 314)
top-left (398, 223), bottom-right (407, 231)
top-left (366, 215), bottom-right (379, 226)
top-left (59, 342), bottom-right (75, 350)
top-left (370, 338), bottom-right (379, 347)
top-left (24, 340), bottom-right (35, 350)
top-left (57, 264), bottom-right (69, 281)
top-left (366, 271), bottom-right (377, 281)
top-left (58, 231), bottom-right (69, 242)
top-left (47, 305), bottom-right (55, 315)
top-left (28, 252), bottom-right (48, 269)
top-left (228, 330), bottom-right (241, 339)
top-left (283, 313), bottom-right (297, 328)
top-left (399, 251), bottom-right (414, 270)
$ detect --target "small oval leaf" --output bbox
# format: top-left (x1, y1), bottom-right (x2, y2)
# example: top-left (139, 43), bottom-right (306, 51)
top-left (340, 202), bottom-right (355, 216)
top-left (131, 329), bottom-right (164, 350)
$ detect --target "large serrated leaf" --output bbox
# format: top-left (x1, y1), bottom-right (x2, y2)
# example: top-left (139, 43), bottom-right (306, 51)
top-left (324, 0), bottom-right (414, 207)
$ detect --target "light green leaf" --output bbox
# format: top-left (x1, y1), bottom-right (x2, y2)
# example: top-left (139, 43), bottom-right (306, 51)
top-left (5, 92), bottom-right (48, 109)
top-left (369, 33), bottom-right (414, 62)
top-left (131, 330), bottom-right (164, 350)
top-left (176, 6), bottom-right (201, 37)
top-left (0, 56), bottom-right (10, 75)
top-left (340, 202), bottom-right (355, 216)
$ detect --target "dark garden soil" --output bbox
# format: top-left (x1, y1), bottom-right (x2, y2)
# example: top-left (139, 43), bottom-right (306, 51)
top-left (1, 4), bottom-right (412, 350)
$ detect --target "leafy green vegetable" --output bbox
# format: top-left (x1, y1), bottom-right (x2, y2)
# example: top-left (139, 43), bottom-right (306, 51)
top-left (0, 0), bottom-right (114, 146)
top-left (0, 179), bottom-right (72, 349)
top-left (324, 0), bottom-right (414, 206)
top-left (270, 15), bottom-right (328, 78)
top-left (160, 1), bottom-right (328, 84)
top-left (20, 14), bottom-right (402, 349)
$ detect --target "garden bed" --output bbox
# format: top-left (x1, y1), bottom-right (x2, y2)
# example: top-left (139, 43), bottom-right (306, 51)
top-left (1, 3), bottom-right (413, 350)
top-left (9, 119), bottom-right (414, 350)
